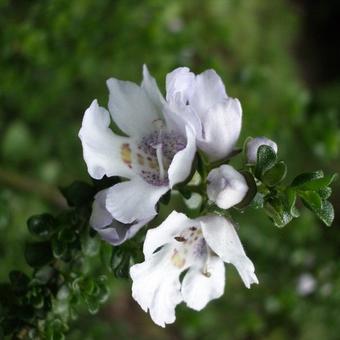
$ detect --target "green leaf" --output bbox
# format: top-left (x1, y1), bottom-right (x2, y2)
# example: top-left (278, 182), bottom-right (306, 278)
top-left (264, 198), bottom-right (293, 228)
top-left (250, 192), bottom-right (264, 209)
top-left (255, 145), bottom-right (277, 179)
top-left (33, 266), bottom-right (55, 285)
top-left (291, 170), bottom-right (324, 187)
top-left (236, 171), bottom-right (257, 208)
top-left (318, 187), bottom-right (332, 199)
top-left (299, 191), bottom-right (323, 210)
top-left (58, 227), bottom-right (77, 244)
top-left (302, 198), bottom-right (335, 227)
top-left (9, 271), bottom-right (30, 294)
top-left (60, 181), bottom-right (95, 207)
top-left (297, 173), bottom-right (338, 191)
top-left (81, 233), bottom-right (100, 257)
top-left (262, 161), bottom-right (287, 186)
top-left (25, 242), bottom-right (53, 268)
top-left (51, 238), bottom-right (68, 260)
top-left (286, 189), bottom-right (300, 218)
top-left (27, 213), bottom-right (56, 239)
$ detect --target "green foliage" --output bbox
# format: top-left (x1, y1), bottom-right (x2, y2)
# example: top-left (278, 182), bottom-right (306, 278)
top-left (0, 0), bottom-right (339, 339)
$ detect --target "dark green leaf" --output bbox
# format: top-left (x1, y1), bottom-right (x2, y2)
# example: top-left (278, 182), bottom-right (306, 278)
top-left (58, 227), bottom-right (77, 244)
top-left (302, 198), bottom-right (335, 227)
top-left (60, 181), bottom-right (95, 207)
top-left (291, 170), bottom-right (324, 187)
top-left (262, 161), bottom-right (287, 186)
top-left (81, 232), bottom-right (100, 257)
top-left (255, 145), bottom-right (277, 179)
top-left (264, 198), bottom-right (293, 228)
top-left (33, 266), bottom-right (55, 285)
top-left (250, 192), bottom-right (264, 209)
top-left (51, 239), bottom-right (68, 259)
top-left (9, 271), bottom-right (30, 294)
top-left (318, 187), bottom-right (332, 199)
top-left (27, 214), bottom-right (56, 239)
top-left (296, 173), bottom-right (338, 191)
top-left (25, 242), bottom-right (53, 268)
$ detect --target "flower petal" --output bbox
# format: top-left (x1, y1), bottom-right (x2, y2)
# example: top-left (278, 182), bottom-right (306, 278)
top-left (79, 100), bottom-right (134, 179)
top-left (207, 165), bottom-right (248, 209)
top-left (198, 98), bottom-right (242, 161)
top-left (141, 64), bottom-right (165, 112)
top-left (90, 189), bottom-right (150, 245)
top-left (182, 255), bottom-right (225, 311)
top-left (105, 178), bottom-right (168, 224)
top-left (90, 189), bottom-right (114, 229)
top-left (130, 245), bottom-right (183, 327)
top-left (107, 77), bottom-right (161, 138)
top-left (200, 215), bottom-right (259, 288)
top-left (190, 69), bottom-right (227, 114)
top-left (168, 126), bottom-right (196, 187)
top-left (143, 211), bottom-right (191, 259)
top-left (166, 67), bottom-right (195, 103)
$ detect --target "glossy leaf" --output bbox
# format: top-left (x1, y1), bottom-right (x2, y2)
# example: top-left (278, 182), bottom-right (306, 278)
top-left (255, 145), bottom-right (277, 179)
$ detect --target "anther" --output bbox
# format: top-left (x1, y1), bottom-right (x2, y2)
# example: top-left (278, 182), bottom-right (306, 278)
top-left (174, 236), bottom-right (187, 242)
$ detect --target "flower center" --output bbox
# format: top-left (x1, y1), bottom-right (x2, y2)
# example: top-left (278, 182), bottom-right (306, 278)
top-left (171, 226), bottom-right (207, 269)
top-left (137, 130), bottom-right (186, 186)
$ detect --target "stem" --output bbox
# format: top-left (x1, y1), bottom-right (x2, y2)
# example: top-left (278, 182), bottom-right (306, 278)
top-left (0, 167), bottom-right (67, 208)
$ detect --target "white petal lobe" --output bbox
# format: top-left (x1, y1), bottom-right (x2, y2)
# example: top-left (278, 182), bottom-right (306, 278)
top-left (79, 100), bottom-right (134, 179)
top-left (130, 246), bottom-right (182, 327)
top-left (107, 78), bottom-right (161, 138)
top-left (182, 255), bottom-right (225, 311)
top-left (105, 178), bottom-right (168, 224)
top-left (201, 215), bottom-right (258, 288)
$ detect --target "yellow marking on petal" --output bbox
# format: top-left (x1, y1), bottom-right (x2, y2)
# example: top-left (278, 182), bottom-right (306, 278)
top-left (121, 143), bottom-right (132, 168)
top-left (137, 153), bottom-right (145, 166)
top-left (171, 249), bottom-right (185, 268)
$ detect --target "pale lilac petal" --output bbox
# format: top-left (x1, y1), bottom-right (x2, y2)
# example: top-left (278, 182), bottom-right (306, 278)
top-left (107, 77), bottom-right (161, 138)
top-left (141, 64), bottom-right (165, 112)
top-left (190, 69), bottom-right (227, 114)
top-left (166, 67), bottom-right (195, 103)
top-left (90, 189), bottom-right (150, 245)
top-left (198, 98), bottom-right (242, 161)
top-left (168, 126), bottom-right (196, 187)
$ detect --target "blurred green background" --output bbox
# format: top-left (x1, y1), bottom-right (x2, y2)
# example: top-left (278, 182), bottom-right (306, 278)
top-left (0, 0), bottom-right (339, 339)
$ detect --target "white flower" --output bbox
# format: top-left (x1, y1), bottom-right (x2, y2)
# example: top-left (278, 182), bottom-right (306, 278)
top-left (130, 211), bottom-right (258, 327)
top-left (79, 66), bottom-right (196, 243)
top-left (165, 67), bottom-right (242, 161)
top-left (246, 137), bottom-right (278, 164)
top-left (207, 165), bottom-right (249, 209)
top-left (296, 273), bottom-right (316, 296)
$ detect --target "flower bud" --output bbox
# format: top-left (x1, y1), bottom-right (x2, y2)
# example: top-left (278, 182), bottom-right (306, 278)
top-left (207, 165), bottom-right (248, 209)
top-left (246, 137), bottom-right (278, 164)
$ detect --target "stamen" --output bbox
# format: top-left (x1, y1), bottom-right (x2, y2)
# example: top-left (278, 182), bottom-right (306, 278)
top-left (155, 143), bottom-right (165, 181)
top-left (202, 248), bottom-right (213, 278)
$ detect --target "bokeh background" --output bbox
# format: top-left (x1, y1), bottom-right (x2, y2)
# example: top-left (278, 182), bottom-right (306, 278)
top-left (0, 0), bottom-right (339, 339)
